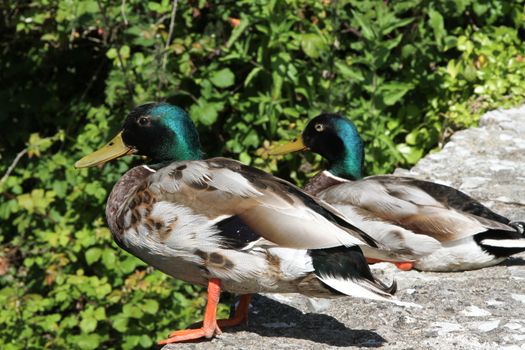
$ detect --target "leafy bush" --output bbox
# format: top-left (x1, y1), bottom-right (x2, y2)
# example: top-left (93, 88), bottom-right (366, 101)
top-left (1, 0), bottom-right (524, 349)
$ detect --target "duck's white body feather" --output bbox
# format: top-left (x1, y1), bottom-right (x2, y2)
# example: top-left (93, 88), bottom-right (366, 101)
top-left (414, 236), bottom-right (504, 271)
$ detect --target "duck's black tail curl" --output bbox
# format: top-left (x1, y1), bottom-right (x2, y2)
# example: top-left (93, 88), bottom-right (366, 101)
top-left (309, 246), bottom-right (421, 307)
top-left (510, 221), bottom-right (525, 235)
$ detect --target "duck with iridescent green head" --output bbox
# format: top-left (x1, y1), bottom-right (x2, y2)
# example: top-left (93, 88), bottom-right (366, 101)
top-left (269, 113), bottom-right (525, 272)
top-left (75, 103), bottom-right (419, 344)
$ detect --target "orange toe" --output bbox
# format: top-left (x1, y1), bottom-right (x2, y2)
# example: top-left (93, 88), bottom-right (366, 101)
top-left (158, 325), bottom-right (221, 344)
top-left (167, 326), bottom-right (220, 339)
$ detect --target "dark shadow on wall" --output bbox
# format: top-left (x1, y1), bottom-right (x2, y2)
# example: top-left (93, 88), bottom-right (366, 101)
top-left (231, 294), bottom-right (385, 347)
top-left (501, 256), bottom-right (525, 267)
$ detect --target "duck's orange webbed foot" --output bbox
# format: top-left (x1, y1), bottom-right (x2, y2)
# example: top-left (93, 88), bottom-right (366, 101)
top-left (158, 278), bottom-right (223, 345)
top-left (394, 262), bottom-right (414, 271)
top-left (366, 258), bottom-right (414, 271)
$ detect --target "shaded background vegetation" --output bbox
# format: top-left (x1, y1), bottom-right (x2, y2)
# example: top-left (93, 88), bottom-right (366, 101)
top-left (1, 0), bottom-right (525, 349)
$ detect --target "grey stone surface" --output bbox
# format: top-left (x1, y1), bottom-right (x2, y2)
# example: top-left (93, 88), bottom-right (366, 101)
top-left (162, 106), bottom-right (525, 350)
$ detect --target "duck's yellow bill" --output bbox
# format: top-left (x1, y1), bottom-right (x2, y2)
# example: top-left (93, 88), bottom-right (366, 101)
top-left (75, 132), bottom-right (135, 168)
top-left (267, 137), bottom-right (307, 155)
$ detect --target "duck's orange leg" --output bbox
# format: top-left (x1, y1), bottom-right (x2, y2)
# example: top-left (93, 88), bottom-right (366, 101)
top-left (158, 283), bottom-right (253, 344)
top-left (158, 278), bottom-right (222, 344)
top-left (218, 294), bottom-right (252, 328)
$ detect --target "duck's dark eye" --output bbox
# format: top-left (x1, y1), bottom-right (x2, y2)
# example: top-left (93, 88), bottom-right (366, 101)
top-left (138, 116), bottom-right (150, 126)
top-left (314, 123), bottom-right (324, 132)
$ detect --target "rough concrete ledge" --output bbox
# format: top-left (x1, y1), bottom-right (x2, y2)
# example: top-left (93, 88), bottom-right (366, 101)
top-left (163, 106), bottom-right (525, 350)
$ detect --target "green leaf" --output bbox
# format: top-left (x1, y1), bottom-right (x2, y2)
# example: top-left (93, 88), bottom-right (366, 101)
top-left (85, 248), bottom-right (102, 265)
top-left (95, 283), bottom-right (112, 297)
top-left (77, 334), bottom-right (101, 350)
top-left (94, 307), bottom-right (106, 321)
top-left (380, 82), bottom-right (413, 106)
top-left (122, 335), bottom-right (140, 350)
top-left (123, 304), bottom-right (144, 319)
top-left (334, 61), bottom-right (364, 81)
top-left (102, 249), bottom-right (116, 266)
top-left (142, 299), bottom-right (159, 314)
top-left (210, 68), bottom-right (235, 88)
top-left (119, 45), bottom-right (130, 60)
top-left (27, 133), bottom-right (53, 157)
top-left (447, 59), bottom-right (460, 79)
top-left (239, 152), bottom-right (251, 164)
top-left (226, 17), bottom-right (250, 48)
top-left (352, 11), bottom-right (375, 40)
top-left (463, 64), bottom-right (477, 81)
top-left (428, 8), bottom-right (445, 48)
top-left (190, 101), bottom-right (224, 126)
top-left (112, 315), bottom-right (128, 332)
top-left (244, 67), bottom-right (262, 87)
top-left (397, 143), bottom-right (423, 164)
top-left (106, 48), bottom-right (117, 59)
top-left (17, 193), bottom-right (34, 213)
top-left (300, 33), bottom-right (327, 59)
top-left (120, 256), bottom-right (145, 274)
top-left (80, 317), bottom-right (97, 333)
top-left (382, 17), bottom-right (414, 35)
top-left (139, 335), bottom-right (153, 348)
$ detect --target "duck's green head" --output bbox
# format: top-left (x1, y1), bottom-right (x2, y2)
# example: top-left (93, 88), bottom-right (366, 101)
top-left (75, 103), bottom-right (202, 168)
top-left (270, 113), bottom-right (364, 180)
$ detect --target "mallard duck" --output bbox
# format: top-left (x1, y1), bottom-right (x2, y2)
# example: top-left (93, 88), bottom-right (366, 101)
top-left (269, 113), bottom-right (525, 272)
top-left (75, 103), bottom-right (415, 344)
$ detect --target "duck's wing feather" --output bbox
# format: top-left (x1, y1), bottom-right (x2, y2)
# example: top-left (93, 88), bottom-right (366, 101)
top-left (402, 177), bottom-right (510, 224)
top-left (318, 175), bottom-right (514, 243)
top-left (148, 157), bottom-right (378, 250)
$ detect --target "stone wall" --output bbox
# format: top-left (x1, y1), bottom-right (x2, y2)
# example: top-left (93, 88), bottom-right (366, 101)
top-left (163, 106), bottom-right (525, 350)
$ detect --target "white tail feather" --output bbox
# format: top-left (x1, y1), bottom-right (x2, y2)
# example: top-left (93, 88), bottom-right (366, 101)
top-left (480, 239), bottom-right (525, 248)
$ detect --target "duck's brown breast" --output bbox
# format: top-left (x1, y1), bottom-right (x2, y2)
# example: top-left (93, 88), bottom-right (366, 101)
top-left (106, 166), bottom-right (155, 246)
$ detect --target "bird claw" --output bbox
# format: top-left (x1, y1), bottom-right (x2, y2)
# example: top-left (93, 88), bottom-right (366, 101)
top-left (158, 324), bottom-right (222, 344)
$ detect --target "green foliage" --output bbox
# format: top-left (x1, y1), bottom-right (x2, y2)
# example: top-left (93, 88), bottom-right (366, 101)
top-left (1, 0), bottom-right (525, 349)
top-left (431, 26), bottom-right (525, 128)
